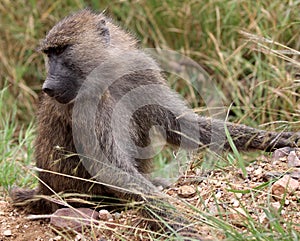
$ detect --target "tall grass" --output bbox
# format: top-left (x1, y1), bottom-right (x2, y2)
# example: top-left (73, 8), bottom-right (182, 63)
top-left (1, 0), bottom-right (300, 239)
top-left (0, 86), bottom-right (36, 192)
top-left (1, 0), bottom-right (299, 126)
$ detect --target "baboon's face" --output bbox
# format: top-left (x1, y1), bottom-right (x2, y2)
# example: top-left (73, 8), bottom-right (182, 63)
top-left (42, 45), bottom-right (83, 104)
top-left (39, 12), bottom-right (110, 104)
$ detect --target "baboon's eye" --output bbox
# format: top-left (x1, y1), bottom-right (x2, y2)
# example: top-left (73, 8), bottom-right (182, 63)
top-left (43, 45), bottom-right (69, 56)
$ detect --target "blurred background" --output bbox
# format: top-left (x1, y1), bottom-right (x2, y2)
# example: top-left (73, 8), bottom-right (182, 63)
top-left (1, 0), bottom-right (300, 188)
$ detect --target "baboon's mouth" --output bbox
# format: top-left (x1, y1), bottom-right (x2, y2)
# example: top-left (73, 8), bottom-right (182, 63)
top-left (53, 91), bottom-right (75, 104)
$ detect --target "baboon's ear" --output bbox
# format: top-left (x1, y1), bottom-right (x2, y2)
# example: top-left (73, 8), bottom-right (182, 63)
top-left (98, 19), bottom-right (110, 45)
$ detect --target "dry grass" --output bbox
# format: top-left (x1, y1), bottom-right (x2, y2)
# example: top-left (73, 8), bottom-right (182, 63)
top-left (1, 1), bottom-right (300, 125)
top-left (1, 0), bottom-right (300, 240)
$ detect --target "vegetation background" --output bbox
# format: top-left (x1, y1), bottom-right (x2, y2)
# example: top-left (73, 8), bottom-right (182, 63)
top-left (1, 0), bottom-right (300, 239)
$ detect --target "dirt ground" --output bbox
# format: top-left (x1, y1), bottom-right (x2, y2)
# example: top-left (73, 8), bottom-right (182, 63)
top-left (0, 200), bottom-right (54, 241)
top-left (1, 148), bottom-right (300, 241)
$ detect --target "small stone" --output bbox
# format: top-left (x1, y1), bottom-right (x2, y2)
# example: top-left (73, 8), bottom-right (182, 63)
top-left (3, 230), bottom-right (12, 236)
top-left (270, 202), bottom-right (281, 211)
top-left (288, 151), bottom-right (300, 167)
top-left (253, 167), bottom-right (263, 176)
top-left (259, 212), bottom-right (268, 224)
top-left (207, 203), bottom-right (218, 215)
top-left (289, 170), bottom-right (300, 179)
top-left (216, 190), bottom-right (222, 198)
top-left (99, 210), bottom-right (112, 221)
top-left (75, 234), bottom-right (83, 241)
top-left (50, 208), bottom-right (99, 232)
top-left (236, 193), bottom-right (243, 199)
top-left (263, 172), bottom-right (283, 181)
top-left (284, 199), bottom-right (290, 206)
top-left (231, 198), bottom-right (240, 207)
top-left (113, 212), bottom-right (121, 220)
top-left (271, 175), bottom-right (299, 200)
top-left (177, 185), bottom-right (196, 198)
top-left (272, 147), bottom-right (292, 161)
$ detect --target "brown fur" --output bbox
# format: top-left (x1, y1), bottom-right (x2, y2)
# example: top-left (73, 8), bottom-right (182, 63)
top-left (11, 10), bottom-right (299, 235)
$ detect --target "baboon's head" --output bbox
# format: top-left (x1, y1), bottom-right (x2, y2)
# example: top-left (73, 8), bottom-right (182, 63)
top-left (38, 10), bottom-right (137, 104)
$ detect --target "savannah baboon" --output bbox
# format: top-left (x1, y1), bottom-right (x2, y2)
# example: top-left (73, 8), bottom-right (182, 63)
top-left (11, 10), bottom-right (299, 234)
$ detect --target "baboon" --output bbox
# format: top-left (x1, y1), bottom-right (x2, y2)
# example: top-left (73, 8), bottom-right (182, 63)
top-left (11, 10), bottom-right (299, 235)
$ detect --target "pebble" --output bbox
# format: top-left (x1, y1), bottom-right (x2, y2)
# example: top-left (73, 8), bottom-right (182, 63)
top-left (271, 175), bottom-right (299, 200)
top-left (288, 151), bottom-right (300, 167)
top-left (253, 167), bottom-right (263, 176)
top-left (75, 234), bottom-right (84, 241)
top-left (272, 147), bottom-right (292, 160)
top-left (113, 212), bottom-right (121, 220)
top-left (258, 212), bottom-right (268, 223)
top-left (215, 190), bottom-right (222, 199)
top-left (99, 209), bottom-right (113, 221)
top-left (177, 185), bottom-right (196, 198)
top-left (289, 170), bottom-right (300, 179)
top-left (236, 193), bottom-right (243, 199)
top-left (50, 236), bottom-right (62, 241)
top-left (50, 208), bottom-right (99, 232)
top-left (231, 198), bottom-right (240, 207)
top-left (3, 229), bottom-right (12, 236)
top-left (270, 202), bottom-right (281, 211)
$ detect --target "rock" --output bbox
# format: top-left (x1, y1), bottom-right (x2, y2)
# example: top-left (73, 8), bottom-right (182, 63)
top-left (75, 234), bottom-right (84, 241)
top-left (287, 151), bottom-right (300, 167)
top-left (270, 202), bottom-right (281, 211)
top-left (289, 170), bottom-right (300, 179)
top-left (263, 172), bottom-right (283, 181)
top-left (207, 203), bottom-right (218, 215)
top-left (50, 208), bottom-right (99, 232)
top-left (178, 185), bottom-right (196, 198)
top-left (284, 199), bottom-right (290, 206)
top-left (3, 229), bottom-right (12, 236)
top-left (272, 147), bottom-right (293, 161)
top-left (50, 236), bottom-right (62, 241)
top-left (99, 209), bottom-right (112, 221)
top-left (236, 193), bottom-right (243, 199)
top-left (215, 189), bottom-right (222, 199)
top-left (271, 175), bottom-right (299, 200)
top-left (231, 198), bottom-right (240, 208)
top-left (113, 212), bottom-right (121, 220)
top-left (253, 167), bottom-right (263, 176)
top-left (258, 212), bottom-right (268, 224)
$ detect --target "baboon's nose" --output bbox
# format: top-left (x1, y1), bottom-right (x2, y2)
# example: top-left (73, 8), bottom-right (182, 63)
top-left (43, 87), bottom-right (55, 97)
